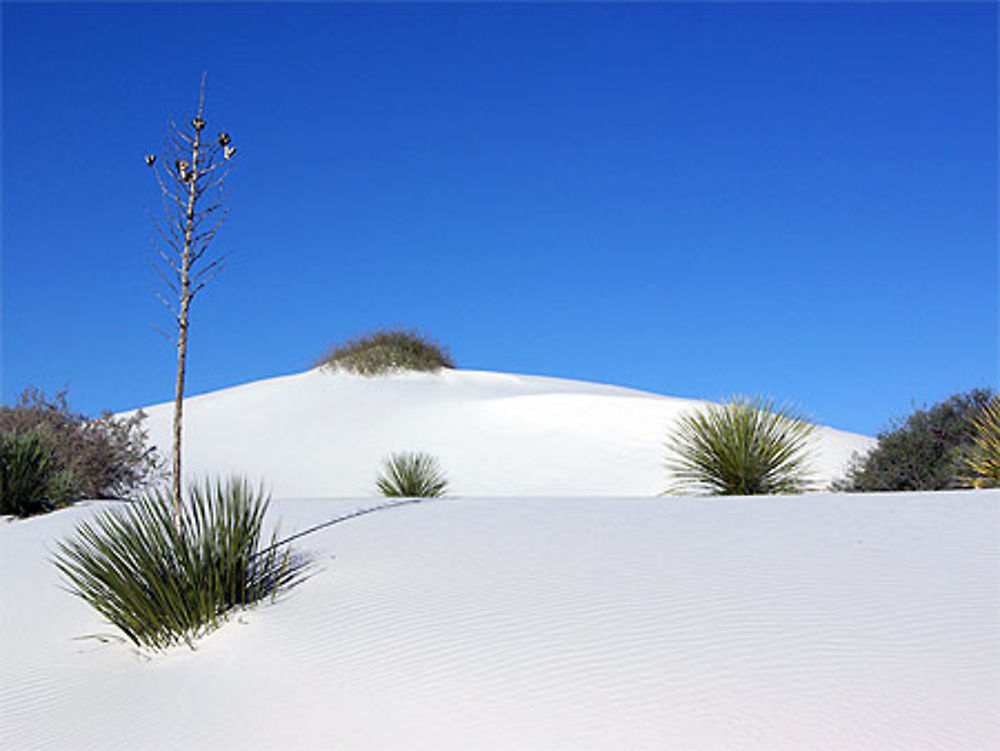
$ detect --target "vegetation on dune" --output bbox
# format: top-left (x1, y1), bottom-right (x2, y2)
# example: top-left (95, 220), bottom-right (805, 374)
top-left (963, 394), bottom-right (1000, 488)
top-left (0, 432), bottom-right (69, 517)
top-left (55, 477), bottom-right (300, 650)
top-left (0, 389), bottom-right (161, 517)
top-left (665, 396), bottom-right (818, 496)
top-left (833, 388), bottom-right (996, 492)
top-left (49, 78), bottom-right (301, 654)
top-left (315, 329), bottom-right (455, 376)
top-left (376, 451), bottom-right (450, 498)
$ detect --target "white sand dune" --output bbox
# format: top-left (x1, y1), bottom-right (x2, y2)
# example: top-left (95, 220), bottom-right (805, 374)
top-left (135, 368), bottom-right (873, 497)
top-left (2, 371), bottom-right (996, 749)
top-left (1, 491), bottom-right (997, 750)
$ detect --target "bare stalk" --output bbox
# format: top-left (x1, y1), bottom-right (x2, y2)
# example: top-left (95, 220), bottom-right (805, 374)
top-left (146, 72), bottom-right (236, 525)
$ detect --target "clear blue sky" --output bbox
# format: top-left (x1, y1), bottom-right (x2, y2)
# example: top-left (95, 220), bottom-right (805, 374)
top-left (3, 2), bottom-right (997, 436)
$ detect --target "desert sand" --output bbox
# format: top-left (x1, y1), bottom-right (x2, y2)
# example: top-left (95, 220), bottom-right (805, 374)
top-left (136, 368), bottom-right (873, 498)
top-left (1, 370), bottom-right (996, 750)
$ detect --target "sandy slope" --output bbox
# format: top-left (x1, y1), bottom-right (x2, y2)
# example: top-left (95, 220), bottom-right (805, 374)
top-left (1, 491), bottom-right (997, 750)
top-left (3, 371), bottom-right (993, 749)
top-left (134, 368), bottom-right (874, 497)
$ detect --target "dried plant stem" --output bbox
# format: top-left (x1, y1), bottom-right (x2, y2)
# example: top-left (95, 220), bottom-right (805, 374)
top-left (147, 73), bottom-right (235, 525)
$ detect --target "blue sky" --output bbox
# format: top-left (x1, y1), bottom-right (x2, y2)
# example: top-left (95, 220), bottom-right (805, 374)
top-left (2, 2), bottom-right (997, 436)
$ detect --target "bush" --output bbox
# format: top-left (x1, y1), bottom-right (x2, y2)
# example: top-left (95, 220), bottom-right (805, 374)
top-left (0, 432), bottom-right (72, 516)
top-left (315, 329), bottom-right (455, 376)
top-left (375, 452), bottom-right (449, 498)
top-left (833, 388), bottom-right (995, 492)
top-left (54, 477), bottom-right (299, 650)
top-left (0, 388), bottom-right (162, 504)
top-left (964, 395), bottom-right (1000, 488)
top-left (665, 396), bottom-right (818, 495)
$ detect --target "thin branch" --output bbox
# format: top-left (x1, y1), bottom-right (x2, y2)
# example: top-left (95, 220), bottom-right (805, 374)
top-left (192, 210), bottom-right (229, 245)
top-left (154, 291), bottom-right (181, 322)
top-left (191, 240), bottom-right (218, 265)
top-left (196, 160), bottom-right (227, 177)
top-left (190, 202), bottom-right (226, 230)
top-left (147, 243), bottom-right (181, 282)
top-left (191, 262), bottom-right (226, 298)
top-left (197, 71), bottom-right (207, 118)
top-left (147, 214), bottom-right (184, 259)
top-left (192, 254), bottom-right (228, 284)
top-left (153, 212), bottom-right (185, 250)
top-left (168, 118), bottom-right (192, 144)
top-left (146, 251), bottom-right (180, 294)
top-left (204, 173), bottom-right (231, 193)
top-left (150, 165), bottom-right (186, 212)
top-left (152, 324), bottom-right (175, 342)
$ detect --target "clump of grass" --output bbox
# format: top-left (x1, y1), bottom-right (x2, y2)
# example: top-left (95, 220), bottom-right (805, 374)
top-left (54, 477), bottom-right (299, 650)
top-left (315, 329), bottom-right (455, 376)
top-left (665, 396), bottom-right (817, 495)
top-left (376, 452), bottom-right (449, 498)
top-left (965, 395), bottom-right (1000, 488)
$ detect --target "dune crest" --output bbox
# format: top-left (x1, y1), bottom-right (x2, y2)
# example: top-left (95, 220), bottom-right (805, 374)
top-left (135, 368), bottom-right (873, 498)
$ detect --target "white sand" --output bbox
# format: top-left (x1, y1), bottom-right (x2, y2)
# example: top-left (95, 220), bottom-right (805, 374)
top-left (2, 370), bottom-right (996, 749)
top-left (1, 491), bottom-right (997, 750)
top-left (134, 368), bottom-right (873, 498)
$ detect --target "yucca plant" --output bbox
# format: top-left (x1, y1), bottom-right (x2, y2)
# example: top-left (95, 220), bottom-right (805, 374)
top-left (54, 477), bottom-right (298, 650)
top-left (375, 451), bottom-right (449, 498)
top-left (666, 396), bottom-right (817, 495)
top-left (965, 395), bottom-right (1000, 488)
top-left (0, 431), bottom-right (62, 516)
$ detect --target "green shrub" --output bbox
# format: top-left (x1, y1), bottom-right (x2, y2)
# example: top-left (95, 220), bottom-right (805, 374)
top-left (0, 432), bottom-right (64, 516)
top-left (376, 452), bottom-right (449, 498)
top-left (0, 388), bottom-right (162, 503)
top-left (965, 395), bottom-right (1000, 488)
top-left (665, 396), bottom-right (818, 495)
top-left (833, 388), bottom-right (995, 492)
top-left (315, 329), bottom-right (455, 376)
top-left (54, 477), bottom-right (299, 650)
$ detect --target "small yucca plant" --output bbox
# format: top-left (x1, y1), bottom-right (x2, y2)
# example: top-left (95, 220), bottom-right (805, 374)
top-left (965, 395), bottom-right (1000, 488)
top-left (54, 477), bottom-right (298, 650)
top-left (375, 452), bottom-right (449, 498)
top-left (666, 396), bottom-right (817, 495)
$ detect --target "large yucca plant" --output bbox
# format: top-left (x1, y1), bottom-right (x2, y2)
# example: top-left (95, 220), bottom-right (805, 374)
top-left (666, 396), bottom-right (818, 495)
top-left (375, 452), bottom-right (449, 498)
top-left (965, 395), bottom-right (1000, 488)
top-left (54, 477), bottom-right (298, 650)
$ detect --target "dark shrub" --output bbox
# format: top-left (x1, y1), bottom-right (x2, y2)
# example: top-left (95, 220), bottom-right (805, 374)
top-left (55, 477), bottom-right (301, 650)
top-left (0, 388), bottom-right (162, 506)
top-left (833, 388), bottom-right (996, 492)
top-left (315, 329), bottom-right (455, 376)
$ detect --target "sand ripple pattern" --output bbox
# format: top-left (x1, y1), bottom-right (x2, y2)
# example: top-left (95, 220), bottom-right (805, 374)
top-left (1, 492), bottom-right (997, 750)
